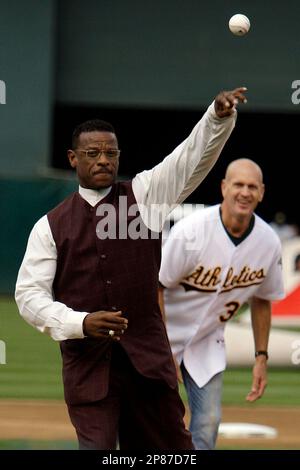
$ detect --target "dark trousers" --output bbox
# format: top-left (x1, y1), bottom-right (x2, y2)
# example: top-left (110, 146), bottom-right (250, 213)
top-left (67, 343), bottom-right (194, 450)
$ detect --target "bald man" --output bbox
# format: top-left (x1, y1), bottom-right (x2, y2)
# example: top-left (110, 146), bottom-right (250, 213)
top-left (159, 159), bottom-right (285, 450)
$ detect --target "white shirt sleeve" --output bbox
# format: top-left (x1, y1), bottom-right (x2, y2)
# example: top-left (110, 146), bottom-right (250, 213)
top-left (132, 102), bottom-right (236, 231)
top-left (15, 215), bottom-right (88, 341)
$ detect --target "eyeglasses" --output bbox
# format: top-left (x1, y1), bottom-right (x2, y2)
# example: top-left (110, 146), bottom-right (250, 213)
top-left (75, 148), bottom-right (121, 159)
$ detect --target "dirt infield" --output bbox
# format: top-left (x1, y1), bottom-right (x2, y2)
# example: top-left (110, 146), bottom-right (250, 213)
top-left (0, 400), bottom-right (76, 441)
top-left (0, 400), bottom-right (300, 449)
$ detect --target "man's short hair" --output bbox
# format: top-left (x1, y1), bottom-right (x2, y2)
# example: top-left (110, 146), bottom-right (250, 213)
top-left (72, 119), bottom-right (116, 149)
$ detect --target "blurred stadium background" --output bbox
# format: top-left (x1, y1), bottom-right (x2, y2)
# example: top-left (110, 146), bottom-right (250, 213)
top-left (1, 0), bottom-right (300, 450)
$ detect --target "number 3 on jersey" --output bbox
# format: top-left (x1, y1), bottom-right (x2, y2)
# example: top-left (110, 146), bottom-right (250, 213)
top-left (219, 301), bottom-right (240, 322)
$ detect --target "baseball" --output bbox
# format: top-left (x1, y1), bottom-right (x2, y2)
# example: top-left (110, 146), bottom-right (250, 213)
top-left (229, 14), bottom-right (250, 36)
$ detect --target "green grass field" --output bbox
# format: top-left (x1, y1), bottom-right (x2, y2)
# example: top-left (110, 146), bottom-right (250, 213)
top-left (1, 297), bottom-right (300, 449)
top-left (0, 297), bottom-right (63, 399)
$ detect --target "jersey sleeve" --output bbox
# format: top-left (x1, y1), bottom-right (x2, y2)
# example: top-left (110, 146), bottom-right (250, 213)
top-left (159, 217), bottom-right (200, 289)
top-left (253, 241), bottom-right (285, 301)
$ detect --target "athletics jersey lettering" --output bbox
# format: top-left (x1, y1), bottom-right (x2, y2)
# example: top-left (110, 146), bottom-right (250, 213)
top-left (180, 264), bottom-right (266, 293)
top-left (181, 267), bottom-right (221, 292)
top-left (221, 265), bottom-right (265, 292)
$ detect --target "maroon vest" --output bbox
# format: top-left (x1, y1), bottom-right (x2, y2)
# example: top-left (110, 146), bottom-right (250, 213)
top-left (47, 181), bottom-right (177, 405)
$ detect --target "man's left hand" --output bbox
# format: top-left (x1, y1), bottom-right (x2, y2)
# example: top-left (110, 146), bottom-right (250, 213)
top-left (246, 356), bottom-right (268, 402)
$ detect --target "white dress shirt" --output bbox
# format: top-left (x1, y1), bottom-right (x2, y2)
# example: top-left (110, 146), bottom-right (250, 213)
top-left (15, 103), bottom-right (236, 341)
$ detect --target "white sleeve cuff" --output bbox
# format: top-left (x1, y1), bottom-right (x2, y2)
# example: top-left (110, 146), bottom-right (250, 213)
top-left (62, 311), bottom-right (89, 339)
top-left (207, 101), bottom-right (237, 123)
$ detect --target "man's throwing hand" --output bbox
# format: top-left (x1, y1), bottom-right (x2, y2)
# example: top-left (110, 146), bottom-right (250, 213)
top-left (214, 87), bottom-right (247, 118)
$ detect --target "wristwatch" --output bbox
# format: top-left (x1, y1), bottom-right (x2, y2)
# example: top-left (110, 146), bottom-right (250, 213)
top-left (255, 350), bottom-right (269, 360)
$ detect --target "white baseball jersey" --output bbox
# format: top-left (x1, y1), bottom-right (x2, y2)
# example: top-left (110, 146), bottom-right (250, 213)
top-left (159, 204), bottom-right (285, 387)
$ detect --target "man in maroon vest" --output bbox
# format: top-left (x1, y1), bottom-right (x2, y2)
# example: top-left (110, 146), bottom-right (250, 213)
top-left (15, 87), bottom-right (247, 450)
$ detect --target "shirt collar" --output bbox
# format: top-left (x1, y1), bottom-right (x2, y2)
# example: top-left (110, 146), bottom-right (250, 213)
top-left (78, 185), bottom-right (112, 207)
